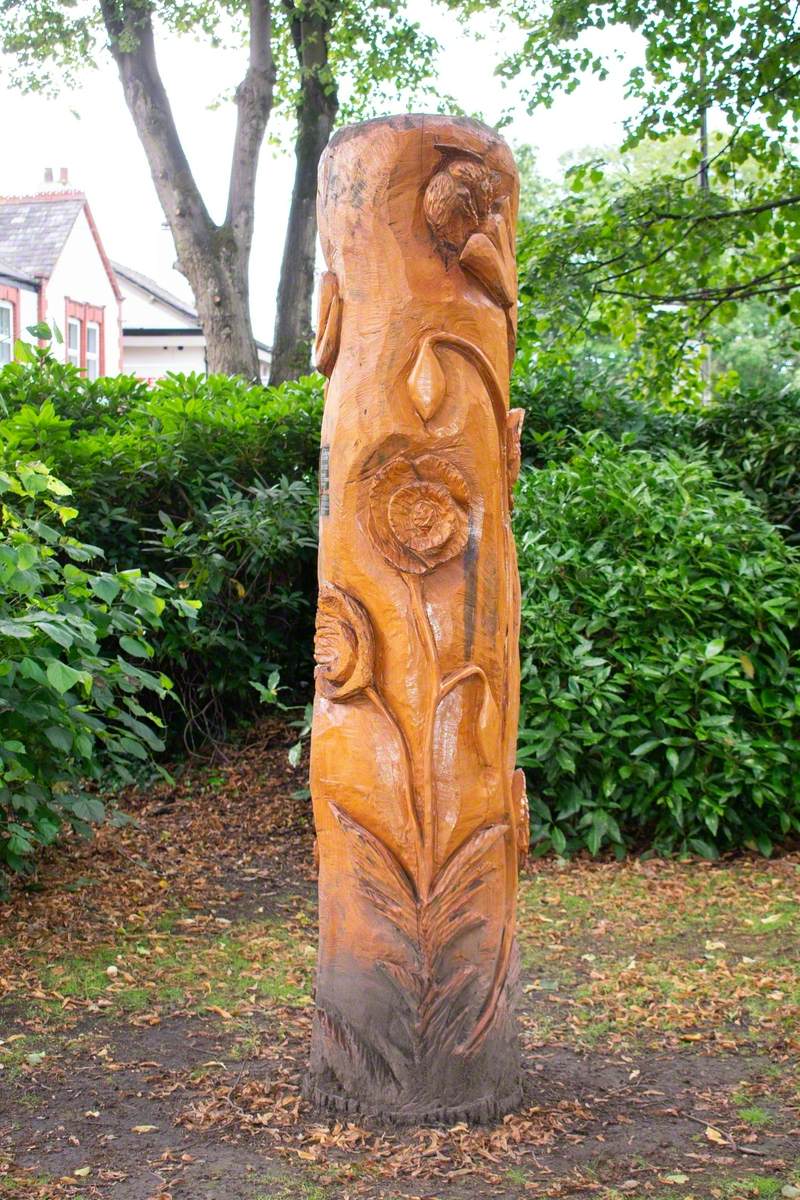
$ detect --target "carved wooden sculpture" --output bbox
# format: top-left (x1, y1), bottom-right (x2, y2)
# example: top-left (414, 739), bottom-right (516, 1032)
top-left (308, 114), bottom-right (526, 1124)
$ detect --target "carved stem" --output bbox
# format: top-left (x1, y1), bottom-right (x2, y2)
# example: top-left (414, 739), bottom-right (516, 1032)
top-left (420, 333), bottom-right (507, 443)
top-left (406, 574), bottom-right (440, 900)
top-left (419, 337), bottom-right (519, 1057)
top-left (365, 684), bottom-right (424, 876)
top-left (439, 663), bottom-right (488, 703)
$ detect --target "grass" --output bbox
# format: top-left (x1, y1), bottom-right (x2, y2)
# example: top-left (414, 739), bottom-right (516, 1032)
top-left (602, 1178), bottom-right (792, 1200)
top-left (737, 1105), bottom-right (774, 1127)
top-left (20, 917), bottom-right (315, 1022)
top-left (0, 1034), bottom-right (54, 1080)
top-left (515, 860), bottom-right (800, 1052)
top-left (1, 812), bottom-right (798, 1200)
top-left (262, 1176), bottom-right (331, 1200)
top-left (0, 1176), bottom-right (69, 1197)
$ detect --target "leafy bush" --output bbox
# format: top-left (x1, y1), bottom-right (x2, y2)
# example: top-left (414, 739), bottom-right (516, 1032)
top-left (0, 462), bottom-right (198, 887)
top-left (152, 476), bottom-right (318, 750)
top-left (691, 388), bottom-right (800, 544)
top-left (511, 358), bottom-right (690, 468)
top-left (512, 352), bottom-right (800, 547)
top-left (515, 434), bottom-right (800, 859)
top-left (0, 357), bottom-right (323, 558)
top-left (0, 356), bottom-right (324, 743)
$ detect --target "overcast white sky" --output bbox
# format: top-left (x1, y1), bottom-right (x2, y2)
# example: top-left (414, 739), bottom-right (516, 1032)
top-left (0, 4), bottom-right (641, 342)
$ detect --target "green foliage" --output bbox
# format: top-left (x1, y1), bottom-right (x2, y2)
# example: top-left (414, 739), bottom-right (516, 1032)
top-left (512, 334), bottom-right (800, 546)
top-left (0, 358), bottom-right (323, 747)
top-left (514, 435), bottom-right (800, 859)
top-left (0, 0), bottom-right (445, 121)
top-left (496, 0), bottom-right (800, 161)
top-left (493, 0), bottom-right (800, 406)
top-left (692, 389), bottom-right (800, 543)
top-left (0, 461), bottom-right (197, 887)
top-left (153, 476), bottom-right (318, 749)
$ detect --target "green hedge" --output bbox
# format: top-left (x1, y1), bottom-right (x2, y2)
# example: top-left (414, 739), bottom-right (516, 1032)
top-left (0, 359), bottom-right (323, 747)
top-left (3, 354), bottom-right (800, 859)
top-left (691, 390), bottom-right (800, 544)
top-left (514, 434), bottom-right (800, 858)
top-left (512, 365), bottom-right (800, 544)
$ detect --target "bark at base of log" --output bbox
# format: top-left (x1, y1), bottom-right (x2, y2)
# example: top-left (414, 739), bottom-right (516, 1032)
top-left (303, 1079), bottom-right (524, 1128)
top-left (306, 944), bottom-right (521, 1126)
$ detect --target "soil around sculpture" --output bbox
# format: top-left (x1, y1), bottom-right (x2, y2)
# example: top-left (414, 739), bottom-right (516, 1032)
top-left (307, 114), bottom-right (524, 1124)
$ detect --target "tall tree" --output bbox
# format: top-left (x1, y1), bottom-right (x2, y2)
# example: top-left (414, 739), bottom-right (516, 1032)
top-left (103, 0), bottom-right (274, 380)
top-left (268, 2), bottom-right (440, 385)
top-left (0, 1), bottom-right (440, 380)
top-left (269, 1), bottom-right (339, 385)
top-left (471, 0), bottom-right (800, 399)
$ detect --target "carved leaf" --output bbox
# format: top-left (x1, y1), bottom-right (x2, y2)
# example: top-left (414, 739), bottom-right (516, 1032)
top-left (315, 1005), bottom-right (401, 1094)
top-left (315, 271), bottom-right (342, 378)
top-left (378, 958), bottom-right (423, 1006)
top-left (424, 823), bottom-right (506, 974)
top-left (408, 337), bottom-right (446, 422)
top-left (506, 408), bottom-right (525, 508)
top-left (418, 964), bottom-right (478, 1044)
top-left (432, 822), bottom-right (507, 904)
top-left (476, 679), bottom-right (501, 766)
top-left (332, 803), bottom-right (507, 1063)
top-left (440, 664), bottom-right (501, 766)
top-left (512, 768), bottom-right (529, 867)
top-left (329, 803), bottom-right (417, 944)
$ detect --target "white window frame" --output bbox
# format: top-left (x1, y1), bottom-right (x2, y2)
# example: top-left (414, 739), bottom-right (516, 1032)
top-left (85, 320), bottom-right (100, 380)
top-left (67, 316), bottom-right (82, 367)
top-left (0, 300), bottom-right (12, 366)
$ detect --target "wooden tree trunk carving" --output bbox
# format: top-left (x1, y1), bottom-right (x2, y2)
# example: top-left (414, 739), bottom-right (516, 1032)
top-left (308, 114), bottom-right (526, 1124)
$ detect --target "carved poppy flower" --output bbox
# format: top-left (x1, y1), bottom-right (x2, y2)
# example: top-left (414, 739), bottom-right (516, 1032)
top-left (369, 454), bottom-right (470, 575)
top-left (314, 584), bottom-right (374, 700)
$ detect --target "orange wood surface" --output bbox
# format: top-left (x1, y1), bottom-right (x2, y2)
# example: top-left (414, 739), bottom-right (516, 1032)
top-left (308, 114), bottom-right (526, 1124)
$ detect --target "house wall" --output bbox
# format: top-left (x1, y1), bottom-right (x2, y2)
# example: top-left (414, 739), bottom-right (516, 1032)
top-left (45, 209), bottom-right (121, 373)
top-left (123, 339), bottom-right (207, 381)
top-left (1, 282), bottom-right (41, 349)
top-left (19, 285), bottom-right (38, 332)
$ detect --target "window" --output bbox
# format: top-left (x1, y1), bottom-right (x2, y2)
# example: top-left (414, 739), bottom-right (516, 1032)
top-left (0, 301), bottom-right (12, 366)
top-left (65, 300), bottom-right (105, 376)
top-left (0, 285), bottom-right (19, 366)
top-left (86, 321), bottom-right (100, 380)
top-left (67, 317), bottom-right (82, 367)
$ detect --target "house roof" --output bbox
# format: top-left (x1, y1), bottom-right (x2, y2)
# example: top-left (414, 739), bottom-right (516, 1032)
top-left (0, 258), bottom-right (37, 287)
top-left (112, 260), bottom-right (199, 324)
top-left (0, 191), bottom-right (122, 301)
top-left (0, 193), bottom-right (85, 277)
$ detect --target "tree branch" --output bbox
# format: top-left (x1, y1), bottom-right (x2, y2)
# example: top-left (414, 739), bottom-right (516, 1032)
top-left (647, 192), bottom-right (800, 226)
top-left (226, 0), bottom-right (276, 249)
top-left (596, 254), bottom-right (800, 306)
top-left (100, 0), bottom-right (213, 244)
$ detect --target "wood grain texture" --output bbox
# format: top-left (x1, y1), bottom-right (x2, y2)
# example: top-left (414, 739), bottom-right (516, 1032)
top-left (308, 114), bottom-right (524, 1124)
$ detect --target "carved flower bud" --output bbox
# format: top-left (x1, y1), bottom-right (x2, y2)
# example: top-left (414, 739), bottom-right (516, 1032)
top-left (424, 158), bottom-right (498, 253)
top-left (314, 584), bottom-right (375, 700)
top-left (369, 454), bottom-right (470, 575)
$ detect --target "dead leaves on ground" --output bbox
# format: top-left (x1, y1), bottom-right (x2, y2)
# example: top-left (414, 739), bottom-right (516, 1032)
top-left (0, 719), bottom-right (798, 1198)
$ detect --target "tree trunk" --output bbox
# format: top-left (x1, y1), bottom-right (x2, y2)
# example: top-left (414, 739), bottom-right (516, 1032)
top-left (308, 115), bottom-right (525, 1123)
top-left (269, 4), bottom-right (339, 386)
top-left (101, 1), bottom-right (274, 380)
top-left (174, 224), bottom-right (261, 378)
